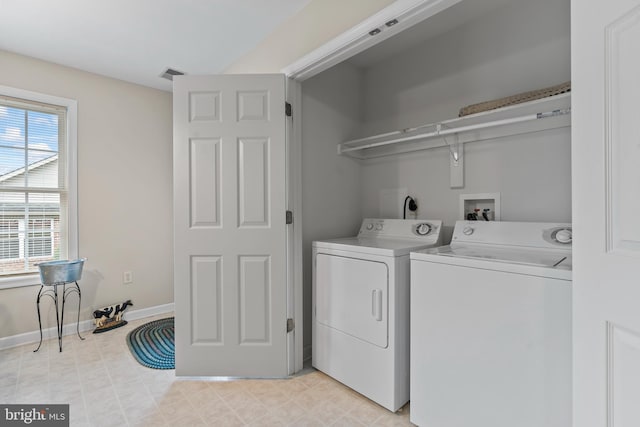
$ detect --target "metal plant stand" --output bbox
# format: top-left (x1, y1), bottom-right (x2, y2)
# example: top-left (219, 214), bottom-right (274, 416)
top-left (34, 258), bottom-right (87, 353)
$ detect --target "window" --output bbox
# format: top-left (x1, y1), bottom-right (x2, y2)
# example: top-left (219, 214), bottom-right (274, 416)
top-left (0, 219), bottom-right (19, 259)
top-left (28, 218), bottom-right (55, 258)
top-left (0, 87), bottom-right (77, 286)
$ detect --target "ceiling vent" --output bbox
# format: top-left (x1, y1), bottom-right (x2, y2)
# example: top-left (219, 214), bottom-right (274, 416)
top-left (160, 68), bottom-right (185, 81)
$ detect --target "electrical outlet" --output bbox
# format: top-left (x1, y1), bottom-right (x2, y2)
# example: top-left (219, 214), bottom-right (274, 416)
top-left (408, 197), bottom-right (418, 212)
top-left (123, 271), bottom-right (133, 284)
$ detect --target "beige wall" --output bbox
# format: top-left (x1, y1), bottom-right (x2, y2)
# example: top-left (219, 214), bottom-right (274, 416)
top-left (0, 50), bottom-right (173, 339)
top-left (0, 0), bottom-right (395, 341)
top-left (224, 0), bottom-right (395, 74)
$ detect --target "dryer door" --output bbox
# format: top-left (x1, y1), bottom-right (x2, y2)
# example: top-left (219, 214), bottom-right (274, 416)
top-left (315, 253), bottom-right (388, 348)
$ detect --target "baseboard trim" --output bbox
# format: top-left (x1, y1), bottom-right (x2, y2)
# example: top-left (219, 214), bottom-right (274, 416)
top-left (0, 302), bottom-right (174, 351)
top-left (122, 302), bottom-right (174, 322)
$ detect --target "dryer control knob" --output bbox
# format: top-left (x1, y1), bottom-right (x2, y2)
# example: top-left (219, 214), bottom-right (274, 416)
top-left (462, 226), bottom-right (474, 236)
top-left (555, 228), bottom-right (572, 244)
top-left (416, 223), bottom-right (432, 236)
top-left (375, 223), bottom-right (383, 231)
top-left (366, 223), bottom-right (374, 231)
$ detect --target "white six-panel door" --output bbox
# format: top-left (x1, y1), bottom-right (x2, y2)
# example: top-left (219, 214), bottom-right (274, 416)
top-left (572, 1), bottom-right (640, 425)
top-left (173, 74), bottom-right (288, 377)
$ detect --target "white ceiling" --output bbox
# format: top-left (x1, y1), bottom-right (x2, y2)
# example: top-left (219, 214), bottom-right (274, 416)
top-left (0, 0), bottom-right (312, 91)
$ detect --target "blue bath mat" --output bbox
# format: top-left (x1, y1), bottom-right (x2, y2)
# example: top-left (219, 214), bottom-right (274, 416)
top-left (126, 317), bottom-right (175, 369)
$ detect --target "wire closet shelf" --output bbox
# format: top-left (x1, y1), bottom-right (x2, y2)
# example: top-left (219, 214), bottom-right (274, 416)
top-left (338, 92), bottom-right (571, 160)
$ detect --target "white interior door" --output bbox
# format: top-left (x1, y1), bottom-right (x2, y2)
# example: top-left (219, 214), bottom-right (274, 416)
top-left (173, 74), bottom-right (288, 377)
top-left (572, 1), bottom-right (640, 425)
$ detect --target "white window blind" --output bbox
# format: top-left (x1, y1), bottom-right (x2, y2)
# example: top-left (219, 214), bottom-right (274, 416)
top-left (0, 95), bottom-right (68, 277)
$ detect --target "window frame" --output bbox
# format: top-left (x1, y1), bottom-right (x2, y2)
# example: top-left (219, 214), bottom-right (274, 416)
top-left (0, 86), bottom-right (77, 289)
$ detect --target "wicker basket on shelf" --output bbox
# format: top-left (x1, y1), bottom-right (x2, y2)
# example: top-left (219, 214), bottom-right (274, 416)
top-left (458, 81), bottom-right (571, 117)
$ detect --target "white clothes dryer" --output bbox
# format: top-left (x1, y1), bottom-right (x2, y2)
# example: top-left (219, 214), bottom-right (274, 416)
top-left (410, 221), bottom-right (572, 427)
top-left (312, 218), bottom-right (443, 412)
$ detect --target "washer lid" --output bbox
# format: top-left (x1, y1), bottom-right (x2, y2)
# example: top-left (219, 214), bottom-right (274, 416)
top-left (433, 245), bottom-right (570, 268)
top-left (411, 244), bottom-right (572, 280)
top-left (313, 236), bottom-right (440, 257)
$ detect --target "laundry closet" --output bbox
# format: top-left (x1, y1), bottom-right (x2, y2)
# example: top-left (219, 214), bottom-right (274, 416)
top-left (299, 0), bottom-right (571, 357)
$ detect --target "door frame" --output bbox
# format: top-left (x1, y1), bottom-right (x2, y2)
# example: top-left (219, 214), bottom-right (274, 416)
top-left (286, 79), bottom-right (304, 374)
top-left (282, 0), bottom-right (462, 82)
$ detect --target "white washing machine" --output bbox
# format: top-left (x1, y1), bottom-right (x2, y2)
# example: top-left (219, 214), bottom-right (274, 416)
top-left (410, 221), bottom-right (572, 427)
top-left (313, 218), bottom-right (443, 412)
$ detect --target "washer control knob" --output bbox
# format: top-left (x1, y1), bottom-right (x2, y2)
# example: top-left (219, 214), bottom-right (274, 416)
top-left (462, 226), bottom-right (474, 236)
top-left (375, 223), bottom-right (383, 231)
top-left (366, 223), bottom-right (374, 231)
top-left (416, 223), bottom-right (432, 236)
top-left (555, 228), bottom-right (572, 244)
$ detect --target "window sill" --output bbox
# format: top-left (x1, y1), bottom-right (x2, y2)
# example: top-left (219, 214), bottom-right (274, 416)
top-left (0, 274), bottom-right (41, 290)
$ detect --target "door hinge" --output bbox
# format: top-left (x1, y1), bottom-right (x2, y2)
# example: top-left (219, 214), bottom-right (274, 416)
top-left (285, 102), bottom-right (292, 117)
top-left (286, 318), bottom-right (295, 333)
top-left (286, 210), bottom-right (293, 225)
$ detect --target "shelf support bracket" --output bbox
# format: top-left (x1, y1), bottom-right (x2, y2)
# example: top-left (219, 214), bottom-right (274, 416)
top-left (437, 124), bottom-right (464, 188)
top-left (449, 135), bottom-right (464, 188)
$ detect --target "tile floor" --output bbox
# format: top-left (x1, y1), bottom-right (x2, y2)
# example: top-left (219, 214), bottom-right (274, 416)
top-left (0, 314), bottom-right (413, 426)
